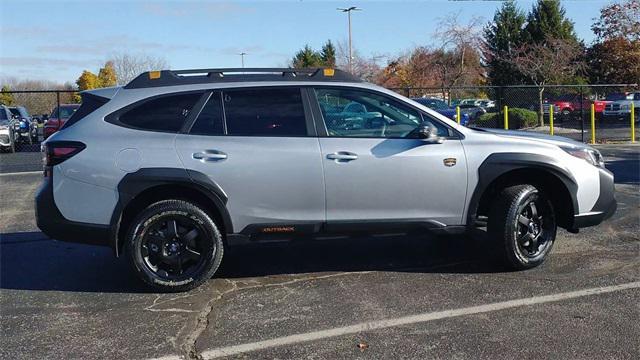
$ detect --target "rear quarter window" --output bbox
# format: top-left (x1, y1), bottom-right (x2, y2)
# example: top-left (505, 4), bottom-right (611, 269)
top-left (115, 93), bottom-right (203, 132)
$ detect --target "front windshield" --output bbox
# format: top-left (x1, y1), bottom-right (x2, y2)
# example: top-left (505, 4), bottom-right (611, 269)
top-left (605, 93), bottom-right (631, 101)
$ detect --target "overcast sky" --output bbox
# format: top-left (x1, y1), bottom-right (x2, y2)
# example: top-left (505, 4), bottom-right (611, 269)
top-left (0, 0), bottom-right (609, 84)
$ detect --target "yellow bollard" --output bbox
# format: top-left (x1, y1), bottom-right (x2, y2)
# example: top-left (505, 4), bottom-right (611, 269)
top-left (503, 105), bottom-right (509, 130)
top-left (590, 104), bottom-right (596, 144)
top-left (631, 102), bottom-right (636, 143)
top-left (456, 106), bottom-right (461, 124)
top-left (549, 105), bottom-right (554, 136)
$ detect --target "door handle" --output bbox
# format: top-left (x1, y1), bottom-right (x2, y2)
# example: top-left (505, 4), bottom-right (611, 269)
top-left (192, 150), bottom-right (228, 162)
top-left (327, 152), bottom-right (358, 161)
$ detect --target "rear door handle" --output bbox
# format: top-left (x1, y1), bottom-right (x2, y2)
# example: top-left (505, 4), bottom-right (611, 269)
top-left (327, 151), bottom-right (358, 161)
top-left (192, 150), bottom-right (228, 162)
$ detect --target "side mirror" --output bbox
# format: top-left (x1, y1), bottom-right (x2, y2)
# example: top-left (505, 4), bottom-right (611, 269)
top-left (416, 123), bottom-right (444, 143)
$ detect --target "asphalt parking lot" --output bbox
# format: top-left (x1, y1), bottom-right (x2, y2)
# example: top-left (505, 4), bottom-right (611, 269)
top-left (0, 145), bottom-right (638, 360)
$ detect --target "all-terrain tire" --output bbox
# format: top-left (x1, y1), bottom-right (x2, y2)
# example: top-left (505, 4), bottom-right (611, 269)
top-left (126, 199), bottom-right (224, 292)
top-left (488, 184), bottom-right (556, 270)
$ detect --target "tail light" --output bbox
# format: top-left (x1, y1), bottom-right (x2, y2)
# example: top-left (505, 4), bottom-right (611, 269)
top-left (42, 141), bottom-right (86, 176)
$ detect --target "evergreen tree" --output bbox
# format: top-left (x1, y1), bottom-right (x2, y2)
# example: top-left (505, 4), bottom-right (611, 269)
top-left (482, 0), bottom-right (527, 85)
top-left (320, 40), bottom-right (336, 67)
top-left (291, 45), bottom-right (323, 68)
top-left (524, 0), bottom-right (578, 43)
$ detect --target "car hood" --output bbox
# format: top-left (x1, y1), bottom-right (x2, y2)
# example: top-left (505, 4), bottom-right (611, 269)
top-left (477, 128), bottom-right (586, 148)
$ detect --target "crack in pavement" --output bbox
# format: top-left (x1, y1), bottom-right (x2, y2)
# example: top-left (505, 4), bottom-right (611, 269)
top-left (179, 271), bottom-right (373, 360)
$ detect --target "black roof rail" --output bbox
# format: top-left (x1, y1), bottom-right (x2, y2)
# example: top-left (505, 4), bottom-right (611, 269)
top-left (124, 68), bottom-right (362, 89)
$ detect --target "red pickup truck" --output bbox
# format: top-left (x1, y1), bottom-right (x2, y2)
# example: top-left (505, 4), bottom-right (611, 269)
top-left (543, 95), bottom-right (593, 120)
top-left (44, 104), bottom-right (80, 139)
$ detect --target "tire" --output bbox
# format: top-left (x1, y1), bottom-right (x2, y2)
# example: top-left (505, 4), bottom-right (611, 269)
top-left (488, 184), bottom-right (556, 270)
top-left (126, 200), bottom-right (224, 292)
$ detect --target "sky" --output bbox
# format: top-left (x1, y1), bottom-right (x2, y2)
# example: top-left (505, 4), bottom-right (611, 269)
top-left (0, 0), bottom-right (612, 84)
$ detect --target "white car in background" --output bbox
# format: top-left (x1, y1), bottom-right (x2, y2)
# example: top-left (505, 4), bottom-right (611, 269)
top-left (0, 105), bottom-right (15, 152)
top-left (603, 92), bottom-right (640, 121)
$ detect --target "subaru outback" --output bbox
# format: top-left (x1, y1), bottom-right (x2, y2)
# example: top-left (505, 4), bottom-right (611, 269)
top-left (35, 68), bottom-right (616, 292)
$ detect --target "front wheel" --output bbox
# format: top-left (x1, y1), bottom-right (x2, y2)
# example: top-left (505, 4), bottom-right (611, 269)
top-left (488, 185), bottom-right (556, 270)
top-left (126, 200), bottom-right (224, 292)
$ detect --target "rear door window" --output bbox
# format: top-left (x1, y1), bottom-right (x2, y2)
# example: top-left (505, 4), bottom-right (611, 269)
top-left (190, 92), bottom-right (224, 136)
top-left (222, 88), bottom-right (307, 136)
top-left (118, 93), bottom-right (202, 132)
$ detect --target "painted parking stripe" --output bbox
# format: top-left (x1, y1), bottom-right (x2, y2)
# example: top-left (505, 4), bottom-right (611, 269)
top-left (0, 170), bottom-right (41, 177)
top-left (177, 281), bottom-right (640, 359)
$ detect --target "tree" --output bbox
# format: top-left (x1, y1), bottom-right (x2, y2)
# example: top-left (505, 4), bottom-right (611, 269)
top-left (110, 53), bottom-right (169, 85)
top-left (435, 13), bottom-right (484, 87)
top-left (482, 0), bottom-right (527, 85)
top-left (591, 0), bottom-right (639, 42)
top-left (588, 0), bottom-right (640, 83)
top-left (291, 45), bottom-right (323, 68)
top-left (76, 70), bottom-right (99, 92)
top-left (97, 61), bottom-right (117, 87)
top-left (524, 0), bottom-right (579, 44)
top-left (0, 85), bottom-right (15, 106)
top-left (507, 37), bottom-right (585, 125)
top-left (320, 40), bottom-right (336, 68)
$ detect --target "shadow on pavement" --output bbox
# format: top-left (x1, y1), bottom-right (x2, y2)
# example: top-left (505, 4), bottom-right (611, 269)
top-left (1, 231), bottom-right (505, 293)
top-left (0, 231), bottom-right (148, 293)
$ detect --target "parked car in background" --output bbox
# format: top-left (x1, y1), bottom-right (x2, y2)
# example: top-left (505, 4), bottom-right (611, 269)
top-left (9, 106), bottom-right (37, 142)
top-left (593, 93), bottom-right (628, 115)
top-left (478, 100), bottom-right (496, 109)
top-left (603, 92), bottom-right (640, 121)
top-left (44, 104), bottom-right (80, 138)
top-left (0, 105), bottom-right (15, 152)
top-left (457, 103), bottom-right (486, 121)
top-left (543, 95), bottom-right (593, 121)
top-left (412, 97), bottom-right (470, 125)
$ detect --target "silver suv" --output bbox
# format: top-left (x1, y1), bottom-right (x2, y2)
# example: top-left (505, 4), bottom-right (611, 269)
top-left (36, 68), bottom-right (616, 292)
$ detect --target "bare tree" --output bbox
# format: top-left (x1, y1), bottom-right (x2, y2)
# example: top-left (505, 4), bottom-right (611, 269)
top-left (1, 77), bottom-right (76, 115)
top-left (335, 40), bottom-right (382, 82)
top-left (109, 53), bottom-right (169, 85)
top-left (434, 13), bottom-right (484, 90)
top-left (508, 37), bottom-right (585, 126)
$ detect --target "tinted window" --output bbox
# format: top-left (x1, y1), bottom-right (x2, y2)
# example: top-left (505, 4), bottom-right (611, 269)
top-left (223, 88), bottom-right (306, 136)
top-left (119, 93), bottom-right (201, 132)
top-left (190, 92), bottom-right (224, 135)
top-left (62, 94), bottom-right (108, 130)
top-left (315, 88), bottom-right (450, 138)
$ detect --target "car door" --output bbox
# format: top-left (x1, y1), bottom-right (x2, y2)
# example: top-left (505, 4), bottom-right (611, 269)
top-left (175, 87), bottom-right (325, 234)
top-left (312, 87), bottom-right (467, 226)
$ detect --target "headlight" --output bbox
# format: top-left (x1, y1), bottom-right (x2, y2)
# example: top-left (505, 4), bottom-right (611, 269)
top-left (561, 146), bottom-right (605, 167)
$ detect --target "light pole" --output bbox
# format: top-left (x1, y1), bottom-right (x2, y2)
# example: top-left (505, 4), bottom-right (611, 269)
top-left (238, 52), bottom-right (247, 68)
top-left (337, 6), bottom-right (361, 73)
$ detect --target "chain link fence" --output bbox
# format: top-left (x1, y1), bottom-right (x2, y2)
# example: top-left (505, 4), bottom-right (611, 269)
top-left (1, 90), bottom-right (79, 155)
top-left (393, 84), bottom-right (639, 143)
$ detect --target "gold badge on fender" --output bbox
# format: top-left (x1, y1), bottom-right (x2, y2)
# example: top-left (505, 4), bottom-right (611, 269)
top-left (443, 158), bottom-right (457, 167)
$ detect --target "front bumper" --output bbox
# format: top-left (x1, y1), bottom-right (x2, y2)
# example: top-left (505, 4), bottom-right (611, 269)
top-left (35, 171), bottom-right (112, 247)
top-left (571, 167), bottom-right (617, 229)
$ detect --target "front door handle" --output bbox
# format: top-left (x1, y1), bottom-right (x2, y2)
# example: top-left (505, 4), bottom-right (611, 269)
top-left (192, 150), bottom-right (227, 162)
top-left (327, 151), bottom-right (358, 161)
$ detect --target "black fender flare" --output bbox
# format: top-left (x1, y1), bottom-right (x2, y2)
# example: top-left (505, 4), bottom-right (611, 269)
top-left (110, 168), bottom-right (233, 256)
top-left (466, 153), bottom-right (579, 226)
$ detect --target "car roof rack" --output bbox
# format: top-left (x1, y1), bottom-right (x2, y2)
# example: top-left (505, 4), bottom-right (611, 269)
top-left (124, 68), bottom-right (362, 89)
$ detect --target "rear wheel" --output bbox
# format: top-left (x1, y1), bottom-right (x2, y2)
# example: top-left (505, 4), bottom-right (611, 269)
top-left (126, 200), bottom-right (224, 292)
top-left (488, 184), bottom-right (556, 270)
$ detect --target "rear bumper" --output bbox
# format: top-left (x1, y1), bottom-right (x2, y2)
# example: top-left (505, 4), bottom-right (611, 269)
top-left (35, 172), bottom-right (112, 247)
top-left (571, 167), bottom-right (616, 229)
